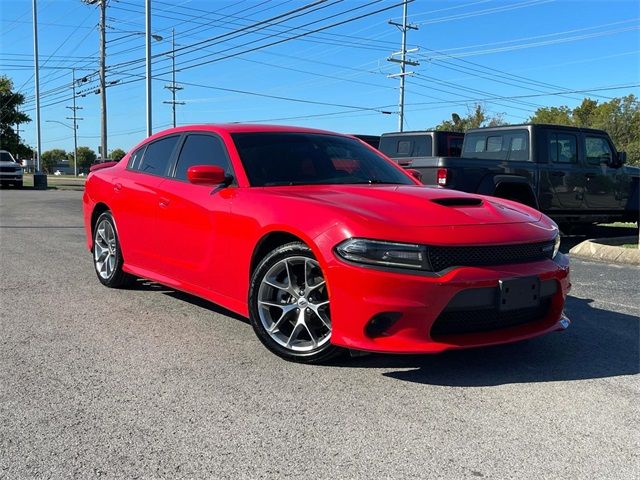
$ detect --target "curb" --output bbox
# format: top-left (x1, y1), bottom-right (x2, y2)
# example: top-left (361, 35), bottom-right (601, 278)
top-left (569, 236), bottom-right (640, 266)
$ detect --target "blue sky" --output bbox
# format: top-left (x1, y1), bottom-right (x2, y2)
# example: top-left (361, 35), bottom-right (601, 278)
top-left (1, 0), bottom-right (639, 155)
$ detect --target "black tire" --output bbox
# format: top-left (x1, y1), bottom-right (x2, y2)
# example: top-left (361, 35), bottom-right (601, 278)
top-left (92, 211), bottom-right (134, 288)
top-left (15, 180), bottom-right (23, 189)
top-left (249, 242), bottom-right (344, 363)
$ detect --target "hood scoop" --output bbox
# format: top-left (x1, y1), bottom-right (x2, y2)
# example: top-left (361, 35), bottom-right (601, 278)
top-left (431, 197), bottom-right (483, 207)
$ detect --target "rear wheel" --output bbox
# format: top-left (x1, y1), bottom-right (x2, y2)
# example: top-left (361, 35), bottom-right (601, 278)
top-left (92, 211), bottom-right (134, 288)
top-left (249, 242), bottom-right (343, 363)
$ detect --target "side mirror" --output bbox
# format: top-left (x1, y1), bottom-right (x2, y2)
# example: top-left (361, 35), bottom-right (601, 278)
top-left (618, 151), bottom-right (627, 166)
top-left (406, 168), bottom-right (423, 183)
top-left (187, 165), bottom-right (229, 185)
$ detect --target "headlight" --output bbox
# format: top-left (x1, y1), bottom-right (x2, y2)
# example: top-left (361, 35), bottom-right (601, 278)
top-left (553, 232), bottom-right (561, 258)
top-left (335, 238), bottom-right (428, 270)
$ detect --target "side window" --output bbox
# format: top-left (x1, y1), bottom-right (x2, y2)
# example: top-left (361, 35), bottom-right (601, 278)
top-left (174, 134), bottom-right (231, 181)
top-left (585, 137), bottom-right (612, 165)
top-left (548, 133), bottom-right (577, 164)
top-left (137, 135), bottom-right (179, 176)
top-left (127, 145), bottom-right (146, 170)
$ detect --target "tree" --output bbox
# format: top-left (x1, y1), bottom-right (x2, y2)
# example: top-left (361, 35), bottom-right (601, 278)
top-left (529, 95), bottom-right (640, 165)
top-left (76, 146), bottom-right (97, 173)
top-left (0, 75), bottom-right (32, 159)
top-left (435, 104), bottom-right (507, 132)
top-left (110, 148), bottom-right (126, 161)
top-left (41, 149), bottom-right (67, 174)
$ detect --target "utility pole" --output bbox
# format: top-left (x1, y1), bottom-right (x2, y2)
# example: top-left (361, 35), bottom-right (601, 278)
top-left (387, 0), bottom-right (418, 132)
top-left (32, 0), bottom-right (42, 174)
top-left (66, 69), bottom-right (83, 177)
top-left (83, 0), bottom-right (107, 157)
top-left (163, 29), bottom-right (184, 128)
top-left (145, 0), bottom-right (152, 137)
top-left (99, 0), bottom-right (107, 158)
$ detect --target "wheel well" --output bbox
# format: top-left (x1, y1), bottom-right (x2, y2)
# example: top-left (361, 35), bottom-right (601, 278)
top-left (251, 232), bottom-right (305, 274)
top-left (493, 183), bottom-right (538, 209)
top-left (90, 203), bottom-right (110, 243)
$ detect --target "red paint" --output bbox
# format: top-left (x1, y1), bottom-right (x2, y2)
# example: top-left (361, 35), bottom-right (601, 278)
top-left (83, 124), bottom-right (570, 354)
top-left (187, 165), bottom-right (226, 185)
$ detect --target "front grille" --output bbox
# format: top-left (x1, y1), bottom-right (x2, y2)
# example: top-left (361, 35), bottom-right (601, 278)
top-left (427, 241), bottom-right (554, 272)
top-left (0, 166), bottom-right (18, 173)
top-left (431, 298), bottom-right (551, 338)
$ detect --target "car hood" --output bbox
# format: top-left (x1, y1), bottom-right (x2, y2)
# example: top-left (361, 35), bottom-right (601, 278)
top-left (262, 185), bottom-right (542, 227)
top-left (0, 161), bottom-right (20, 167)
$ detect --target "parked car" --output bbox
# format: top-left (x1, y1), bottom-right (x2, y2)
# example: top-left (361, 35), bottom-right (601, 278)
top-left (403, 124), bottom-right (640, 228)
top-left (0, 150), bottom-right (23, 188)
top-left (378, 130), bottom-right (465, 165)
top-left (83, 124), bottom-right (570, 363)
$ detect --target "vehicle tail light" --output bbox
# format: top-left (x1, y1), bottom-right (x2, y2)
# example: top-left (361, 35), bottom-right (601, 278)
top-left (437, 168), bottom-right (448, 186)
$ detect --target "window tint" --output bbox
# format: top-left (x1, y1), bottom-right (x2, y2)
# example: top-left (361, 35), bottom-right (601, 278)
top-left (138, 135), bottom-right (179, 176)
top-left (127, 145), bottom-right (146, 170)
top-left (548, 133), bottom-right (577, 164)
top-left (463, 130), bottom-right (529, 161)
top-left (174, 134), bottom-right (231, 181)
top-left (443, 135), bottom-right (464, 157)
top-left (232, 133), bottom-right (413, 187)
top-left (378, 135), bottom-right (432, 158)
top-left (585, 136), bottom-right (613, 165)
top-left (487, 136), bottom-right (502, 152)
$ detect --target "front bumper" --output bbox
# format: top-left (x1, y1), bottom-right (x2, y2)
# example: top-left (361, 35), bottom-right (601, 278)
top-left (325, 253), bottom-right (570, 354)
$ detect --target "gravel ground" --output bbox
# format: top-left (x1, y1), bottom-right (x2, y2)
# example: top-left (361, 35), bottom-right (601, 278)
top-left (1, 189), bottom-right (638, 479)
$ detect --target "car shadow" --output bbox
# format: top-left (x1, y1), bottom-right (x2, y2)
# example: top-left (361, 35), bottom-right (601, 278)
top-left (560, 224), bottom-right (638, 253)
top-left (339, 296), bottom-right (639, 386)
top-left (129, 279), bottom-right (249, 324)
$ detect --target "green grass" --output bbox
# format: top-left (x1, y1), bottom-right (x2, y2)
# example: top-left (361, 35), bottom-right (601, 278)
top-left (622, 243), bottom-right (639, 249)
top-left (599, 222), bottom-right (638, 228)
top-left (22, 173), bottom-right (86, 191)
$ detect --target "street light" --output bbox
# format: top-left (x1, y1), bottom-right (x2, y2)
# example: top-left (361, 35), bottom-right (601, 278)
top-left (45, 120), bottom-right (79, 177)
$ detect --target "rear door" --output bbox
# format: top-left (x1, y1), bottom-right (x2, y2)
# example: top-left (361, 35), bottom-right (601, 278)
top-left (582, 135), bottom-right (619, 210)
top-left (112, 135), bottom-right (180, 270)
top-left (153, 132), bottom-right (235, 291)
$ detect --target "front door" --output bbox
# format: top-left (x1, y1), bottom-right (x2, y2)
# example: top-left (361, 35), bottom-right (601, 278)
top-left (154, 133), bottom-right (235, 291)
top-left (542, 131), bottom-right (584, 212)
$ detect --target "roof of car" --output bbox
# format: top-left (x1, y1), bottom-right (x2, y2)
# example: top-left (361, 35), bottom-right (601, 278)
top-left (151, 123), bottom-right (343, 137)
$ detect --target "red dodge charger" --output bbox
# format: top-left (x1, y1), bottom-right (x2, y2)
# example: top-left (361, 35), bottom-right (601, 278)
top-left (83, 124), bottom-right (570, 363)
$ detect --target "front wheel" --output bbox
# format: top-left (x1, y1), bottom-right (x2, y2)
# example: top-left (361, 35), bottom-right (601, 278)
top-left (92, 211), bottom-right (134, 288)
top-left (248, 242), bottom-right (343, 363)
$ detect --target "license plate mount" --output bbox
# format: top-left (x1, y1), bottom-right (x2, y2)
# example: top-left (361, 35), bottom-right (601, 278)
top-left (499, 276), bottom-right (541, 312)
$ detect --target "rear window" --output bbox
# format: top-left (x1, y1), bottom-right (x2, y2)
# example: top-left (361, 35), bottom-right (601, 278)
top-left (379, 135), bottom-right (433, 159)
top-left (436, 135), bottom-right (464, 157)
top-left (462, 130), bottom-right (529, 161)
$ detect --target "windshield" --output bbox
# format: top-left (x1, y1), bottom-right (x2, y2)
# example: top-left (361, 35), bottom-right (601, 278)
top-left (231, 132), bottom-right (414, 187)
top-left (0, 151), bottom-right (16, 163)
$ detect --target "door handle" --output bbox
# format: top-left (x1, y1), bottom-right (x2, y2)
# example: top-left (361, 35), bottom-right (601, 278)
top-left (159, 197), bottom-right (170, 208)
top-left (114, 183), bottom-right (122, 192)
top-left (550, 171), bottom-right (565, 177)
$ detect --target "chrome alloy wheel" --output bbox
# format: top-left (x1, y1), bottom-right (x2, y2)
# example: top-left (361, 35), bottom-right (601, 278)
top-left (257, 256), bottom-right (331, 352)
top-left (93, 219), bottom-right (117, 280)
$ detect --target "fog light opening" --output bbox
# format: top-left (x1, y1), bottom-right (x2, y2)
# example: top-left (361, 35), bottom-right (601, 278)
top-left (365, 312), bottom-right (402, 338)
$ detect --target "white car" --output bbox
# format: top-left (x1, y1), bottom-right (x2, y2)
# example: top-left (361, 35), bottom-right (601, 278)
top-left (0, 150), bottom-right (23, 188)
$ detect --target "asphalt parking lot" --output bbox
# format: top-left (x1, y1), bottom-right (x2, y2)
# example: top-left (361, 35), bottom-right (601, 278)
top-left (1, 189), bottom-right (638, 479)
